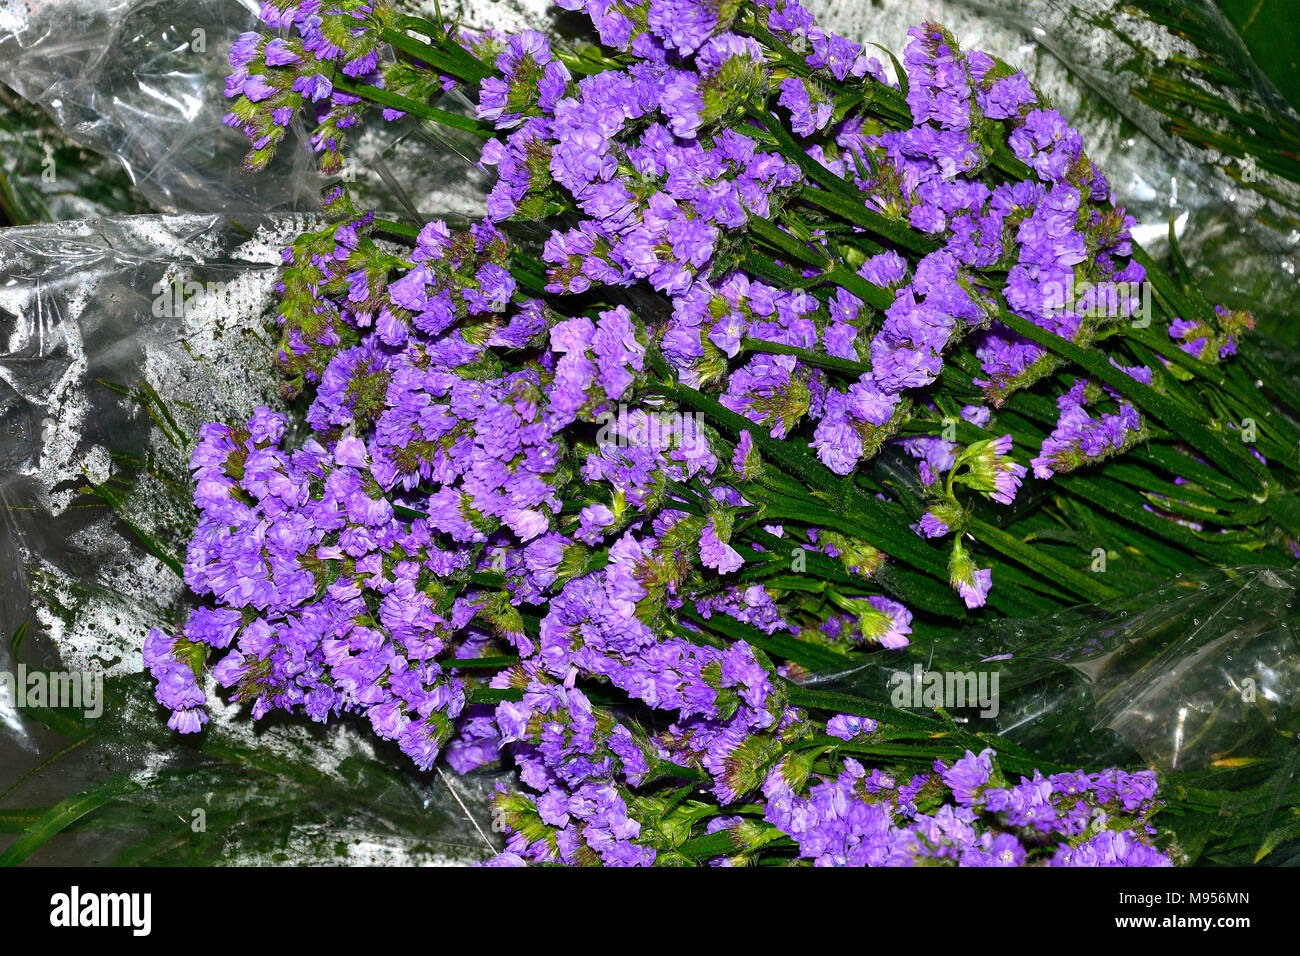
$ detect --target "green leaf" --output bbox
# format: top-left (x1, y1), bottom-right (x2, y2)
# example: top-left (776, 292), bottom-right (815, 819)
top-left (1216, 0), bottom-right (1300, 113)
top-left (81, 482), bottom-right (185, 577)
top-left (967, 518), bottom-right (1120, 602)
top-left (681, 608), bottom-right (848, 672)
top-left (993, 309), bottom-right (1273, 499)
top-left (0, 778), bottom-right (141, 867)
top-left (331, 76), bottom-right (491, 137)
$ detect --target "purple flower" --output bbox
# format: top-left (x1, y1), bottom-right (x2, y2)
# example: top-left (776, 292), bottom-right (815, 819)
top-left (144, 628), bottom-right (208, 733)
top-left (949, 539), bottom-right (992, 609)
top-left (263, 38), bottom-right (300, 66)
top-left (827, 714), bottom-right (878, 740)
top-left (778, 77), bottom-right (832, 137)
top-left (647, 0), bottom-right (720, 55)
top-left (701, 517), bottom-right (743, 573)
top-left (940, 749), bottom-right (993, 804)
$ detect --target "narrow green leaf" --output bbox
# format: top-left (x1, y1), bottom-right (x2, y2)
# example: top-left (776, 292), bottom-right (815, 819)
top-left (968, 517), bottom-right (1119, 602)
top-left (0, 778), bottom-right (140, 866)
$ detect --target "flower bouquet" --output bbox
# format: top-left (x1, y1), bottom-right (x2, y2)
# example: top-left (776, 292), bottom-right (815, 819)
top-left (32, 0), bottom-right (1297, 867)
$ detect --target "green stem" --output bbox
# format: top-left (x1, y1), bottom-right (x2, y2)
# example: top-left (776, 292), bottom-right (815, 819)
top-left (332, 76), bottom-right (492, 137)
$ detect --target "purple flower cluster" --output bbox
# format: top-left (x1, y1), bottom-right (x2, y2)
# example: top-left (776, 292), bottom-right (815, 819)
top-left (142, 629), bottom-right (208, 733)
top-left (225, 2), bottom-right (392, 172)
top-left (160, 0), bottom-right (1246, 867)
top-left (1031, 378), bottom-right (1145, 479)
top-left (168, 408), bottom-right (483, 767)
top-left (219, 0), bottom-right (1184, 618)
top-left (1168, 305), bottom-right (1254, 363)
top-left (760, 748), bottom-right (1169, 867)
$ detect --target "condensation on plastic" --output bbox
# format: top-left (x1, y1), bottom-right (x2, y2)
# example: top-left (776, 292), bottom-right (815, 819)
top-left (805, 566), bottom-right (1300, 773)
top-left (0, 214), bottom-right (503, 864)
top-left (0, 0), bottom-right (318, 214)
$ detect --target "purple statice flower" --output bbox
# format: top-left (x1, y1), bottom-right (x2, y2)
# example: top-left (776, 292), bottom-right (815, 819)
top-left (812, 389), bottom-right (866, 475)
top-left (1169, 307), bottom-right (1255, 363)
top-left (858, 250), bottom-right (909, 288)
top-left (229, 32), bottom-right (262, 69)
top-left (695, 33), bottom-right (764, 76)
top-left (1110, 358), bottom-right (1153, 386)
top-left (1090, 768), bottom-right (1161, 813)
top-left (263, 38), bottom-right (301, 66)
top-left (956, 434), bottom-right (1027, 506)
top-left (239, 73), bottom-right (279, 103)
top-left (700, 516), bottom-right (743, 573)
top-left (916, 507), bottom-right (953, 538)
top-left (903, 25), bottom-right (973, 134)
top-left (576, 503), bottom-right (616, 544)
top-left (870, 287), bottom-right (951, 392)
top-left (143, 628), bottom-right (208, 733)
top-left (696, 584), bottom-right (790, 635)
top-left (731, 429), bottom-right (760, 480)
top-left (862, 595), bottom-right (912, 649)
top-left (478, 30), bottom-right (572, 129)
top-left (898, 433), bottom-right (958, 487)
top-left (196, 2), bottom-right (1198, 870)
top-left (870, 251), bottom-right (981, 394)
top-left (720, 354), bottom-right (810, 440)
top-left (719, 642), bottom-right (776, 726)
top-left (590, 304), bottom-right (645, 401)
top-left (759, 749), bottom-right (1167, 867)
top-left (948, 539), bottom-right (992, 609)
top-left (1050, 830), bottom-right (1172, 867)
top-left (760, 0), bottom-right (816, 37)
top-left (445, 711), bottom-right (502, 773)
top-left (1031, 382), bottom-right (1143, 479)
top-left (778, 76), bottom-right (833, 137)
top-left (292, 72), bottom-right (333, 101)
top-left (977, 71), bottom-right (1036, 120)
top-left (826, 714), bottom-right (878, 740)
top-left (917, 512), bottom-right (948, 538)
top-left (763, 758), bottom-right (907, 866)
top-left (495, 680), bottom-right (650, 787)
top-left (960, 832), bottom-right (1028, 867)
top-left (1009, 109), bottom-right (1083, 184)
top-left (582, 442), bottom-right (664, 512)
top-left (487, 778), bottom-right (657, 867)
top-left (822, 322), bottom-right (859, 362)
top-left (939, 749), bottom-right (994, 804)
top-left (806, 28), bottom-right (872, 82)
top-left (646, 0), bottom-right (720, 55)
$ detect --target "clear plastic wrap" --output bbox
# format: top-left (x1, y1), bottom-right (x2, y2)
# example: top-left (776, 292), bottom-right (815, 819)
top-left (0, 214), bottom-right (503, 864)
top-left (0, 85), bottom-right (147, 224)
top-left (0, 0), bottom-right (318, 214)
top-left (956, 0), bottom-right (1300, 348)
top-left (806, 566), bottom-right (1300, 774)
